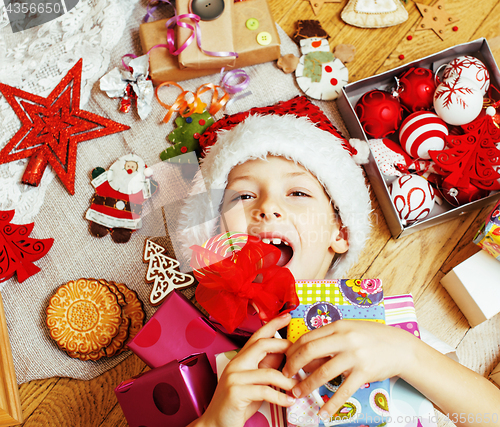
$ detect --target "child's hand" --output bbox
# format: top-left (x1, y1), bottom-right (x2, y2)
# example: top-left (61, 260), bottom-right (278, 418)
top-left (192, 313), bottom-right (298, 427)
top-left (282, 320), bottom-right (414, 420)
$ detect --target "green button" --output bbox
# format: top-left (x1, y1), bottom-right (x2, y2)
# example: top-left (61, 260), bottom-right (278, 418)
top-left (256, 31), bottom-right (272, 46)
top-left (246, 18), bottom-right (259, 31)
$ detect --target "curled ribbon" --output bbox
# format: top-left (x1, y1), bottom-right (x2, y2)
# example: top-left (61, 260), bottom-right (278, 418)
top-left (191, 235), bottom-right (299, 334)
top-left (143, 0), bottom-right (238, 59)
top-left (156, 81), bottom-right (230, 122)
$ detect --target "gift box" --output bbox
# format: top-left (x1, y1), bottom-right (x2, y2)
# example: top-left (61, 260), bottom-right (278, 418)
top-left (338, 38), bottom-right (500, 238)
top-left (128, 290), bottom-right (238, 372)
top-left (286, 280), bottom-right (388, 426)
top-left (115, 353), bottom-right (217, 427)
top-left (474, 198), bottom-right (500, 260)
top-left (209, 305), bottom-right (263, 347)
top-left (441, 250), bottom-right (500, 327)
top-left (176, 0), bottom-right (235, 70)
top-left (216, 350), bottom-right (287, 427)
top-left (287, 279), bottom-right (385, 343)
top-left (139, 0), bottom-right (281, 85)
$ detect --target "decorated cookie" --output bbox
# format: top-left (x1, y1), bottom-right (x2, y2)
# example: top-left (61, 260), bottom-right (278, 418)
top-left (292, 20), bottom-right (348, 101)
top-left (143, 239), bottom-right (195, 306)
top-left (341, 0), bottom-right (408, 28)
top-left (47, 278), bottom-right (145, 361)
top-left (85, 154), bottom-right (159, 243)
top-left (46, 278), bottom-right (122, 355)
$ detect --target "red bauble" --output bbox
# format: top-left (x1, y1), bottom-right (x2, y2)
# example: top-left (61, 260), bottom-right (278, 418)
top-left (355, 90), bottom-right (403, 138)
top-left (439, 180), bottom-right (488, 207)
top-left (397, 67), bottom-right (436, 112)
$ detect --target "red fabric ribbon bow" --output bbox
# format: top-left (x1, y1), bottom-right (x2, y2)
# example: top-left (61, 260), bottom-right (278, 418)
top-left (191, 235), bottom-right (298, 334)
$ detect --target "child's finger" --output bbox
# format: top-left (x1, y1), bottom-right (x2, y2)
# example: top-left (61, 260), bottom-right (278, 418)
top-left (283, 334), bottom-right (345, 378)
top-left (243, 313), bottom-right (291, 349)
top-left (231, 337), bottom-right (292, 370)
top-left (290, 353), bottom-right (352, 399)
top-left (316, 372), bottom-right (366, 421)
top-left (241, 384), bottom-right (297, 408)
top-left (225, 368), bottom-right (299, 391)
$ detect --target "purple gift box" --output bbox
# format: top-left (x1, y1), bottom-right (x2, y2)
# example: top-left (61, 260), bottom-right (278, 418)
top-left (115, 353), bottom-right (217, 427)
top-left (128, 290), bottom-right (238, 372)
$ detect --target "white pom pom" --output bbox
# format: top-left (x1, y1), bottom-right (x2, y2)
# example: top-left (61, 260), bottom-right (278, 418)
top-left (349, 138), bottom-right (370, 165)
top-left (486, 106), bottom-right (496, 117)
top-left (144, 167), bottom-right (153, 178)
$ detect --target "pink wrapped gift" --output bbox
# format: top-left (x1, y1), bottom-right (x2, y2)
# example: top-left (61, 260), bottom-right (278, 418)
top-left (128, 290), bottom-right (238, 372)
top-left (115, 353), bottom-right (217, 427)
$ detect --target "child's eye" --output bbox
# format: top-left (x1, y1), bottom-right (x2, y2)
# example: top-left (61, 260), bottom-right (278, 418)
top-left (289, 191), bottom-right (310, 197)
top-left (232, 193), bottom-right (254, 202)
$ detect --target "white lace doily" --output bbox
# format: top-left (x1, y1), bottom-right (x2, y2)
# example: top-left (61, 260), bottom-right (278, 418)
top-left (0, 0), bottom-right (140, 236)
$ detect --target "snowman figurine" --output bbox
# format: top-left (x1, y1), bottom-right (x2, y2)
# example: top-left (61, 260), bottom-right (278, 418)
top-left (292, 21), bottom-right (349, 101)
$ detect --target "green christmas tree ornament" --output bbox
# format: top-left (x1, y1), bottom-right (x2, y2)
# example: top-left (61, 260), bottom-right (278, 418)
top-left (160, 111), bottom-right (214, 163)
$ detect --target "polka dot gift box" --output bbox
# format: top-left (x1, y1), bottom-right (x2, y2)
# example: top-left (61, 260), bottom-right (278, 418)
top-left (128, 290), bottom-right (238, 372)
top-left (115, 353), bottom-right (217, 427)
top-left (286, 280), bottom-right (390, 426)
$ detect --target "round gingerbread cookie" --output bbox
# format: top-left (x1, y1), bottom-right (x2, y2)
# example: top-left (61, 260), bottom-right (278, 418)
top-left (46, 278), bottom-right (122, 354)
top-left (113, 281), bottom-right (145, 351)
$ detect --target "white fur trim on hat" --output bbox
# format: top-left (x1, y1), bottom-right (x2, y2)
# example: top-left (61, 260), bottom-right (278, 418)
top-left (177, 114), bottom-right (372, 279)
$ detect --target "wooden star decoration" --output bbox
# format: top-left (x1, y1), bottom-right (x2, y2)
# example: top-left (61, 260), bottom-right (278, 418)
top-left (414, 0), bottom-right (459, 40)
top-left (0, 59), bottom-right (130, 195)
top-left (304, 0), bottom-right (341, 16)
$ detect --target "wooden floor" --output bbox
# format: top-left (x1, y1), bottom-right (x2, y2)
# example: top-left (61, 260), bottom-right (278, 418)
top-left (14, 0), bottom-right (500, 426)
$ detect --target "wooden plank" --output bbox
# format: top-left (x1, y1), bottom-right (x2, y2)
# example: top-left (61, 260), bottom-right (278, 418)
top-left (19, 355), bottom-right (146, 427)
top-left (0, 293), bottom-right (23, 426)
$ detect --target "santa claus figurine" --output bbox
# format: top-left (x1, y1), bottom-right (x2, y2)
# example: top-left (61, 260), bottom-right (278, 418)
top-left (85, 154), bottom-right (158, 243)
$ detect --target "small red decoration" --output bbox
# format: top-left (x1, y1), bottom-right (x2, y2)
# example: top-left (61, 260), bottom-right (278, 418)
top-left (429, 115), bottom-right (500, 191)
top-left (355, 90), bottom-right (403, 138)
top-left (0, 210), bottom-right (54, 283)
top-left (439, 180), bottom-right (488, 207)
top-left (397, 67), bottom-right (436, 112)
top-left (453, 26), bottom-right (458, 31)
top-left (399, 54), bottom-right (405, 60)
top-left (0, 59), bottom-right (130, 195)
top-left (407, 35), bottom-right (413, 41)
top-left (191, 235), bottom-right (299, 334)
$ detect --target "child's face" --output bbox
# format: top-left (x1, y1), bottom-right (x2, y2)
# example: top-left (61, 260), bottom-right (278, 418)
top-left (220, 156), bottom-right (348, 280)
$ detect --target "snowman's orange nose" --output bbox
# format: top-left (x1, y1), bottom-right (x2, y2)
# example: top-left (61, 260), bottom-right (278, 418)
top-left (311, 40), bottom-right (322, 48)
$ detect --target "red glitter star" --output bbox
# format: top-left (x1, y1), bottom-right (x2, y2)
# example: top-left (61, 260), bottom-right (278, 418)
top-left (0, 59), bottom-right (130, 195)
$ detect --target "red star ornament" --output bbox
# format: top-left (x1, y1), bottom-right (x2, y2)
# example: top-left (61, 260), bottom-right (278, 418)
top-left (0, 59), bottom-right (130, 195)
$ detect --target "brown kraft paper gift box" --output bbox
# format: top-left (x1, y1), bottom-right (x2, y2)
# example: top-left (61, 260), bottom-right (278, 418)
top-left (177, 0), bottom-right (236, 70)
top-left (139, 0), bottom-right (281, 85)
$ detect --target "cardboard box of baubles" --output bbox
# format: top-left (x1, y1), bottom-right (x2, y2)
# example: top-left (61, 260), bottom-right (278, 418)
top-left (338, 38), bottom-right (500, 238)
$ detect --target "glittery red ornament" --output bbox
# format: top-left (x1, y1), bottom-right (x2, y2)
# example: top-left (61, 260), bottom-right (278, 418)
top-left (355, 90), bottom-right (403, 138)
top-left (439, 180), bottom-right (488, 207)
top-left (0, 210), bottom-right (54, 283)
top-left (397, 67), bottom-right (437, 112)
top-left (0, 59), bottom-right (130, 195)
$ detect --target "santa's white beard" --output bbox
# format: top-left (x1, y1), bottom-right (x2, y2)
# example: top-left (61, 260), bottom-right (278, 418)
top-left (108, 165), bottom-right (146, 195)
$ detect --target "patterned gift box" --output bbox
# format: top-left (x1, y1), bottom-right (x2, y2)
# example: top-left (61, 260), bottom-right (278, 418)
top-left (287, 279), bottom-right (385, 343)
top-left (287, 279), bottom-right (389, 426)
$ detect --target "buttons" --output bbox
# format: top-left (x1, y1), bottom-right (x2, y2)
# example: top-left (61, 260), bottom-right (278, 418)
top-left (191, 0), bottom-right (225, 21)
top-left (246, 18), bottom-right (259, 31)
top-left (185, 117), bottom-right (193, 124)
top-left (115, 201), bottom-right (126, 210)
top-left (256, 31), bottom-right (272, 46)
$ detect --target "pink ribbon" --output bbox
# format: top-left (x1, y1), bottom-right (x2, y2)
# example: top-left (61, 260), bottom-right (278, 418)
top-left (143, 0), bottom-right (238, 59)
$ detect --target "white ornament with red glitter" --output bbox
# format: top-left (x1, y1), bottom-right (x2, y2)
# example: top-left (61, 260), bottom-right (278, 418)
top-left (295, 37), bottom-right (349, 101)
top-left (443, 55), bottom-right (490, 96)
top-left (433, 75), bottom-right (483, 126)
top-left (399, 111), bottom-right (448, 159)
top-left (390, 174), bottom-right (436, 225)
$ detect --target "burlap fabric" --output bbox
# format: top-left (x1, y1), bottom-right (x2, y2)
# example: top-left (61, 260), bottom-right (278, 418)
top-left (0, 1), bottom-right (350, 384)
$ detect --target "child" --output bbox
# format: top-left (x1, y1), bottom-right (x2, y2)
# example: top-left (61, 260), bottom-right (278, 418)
top-left (180, 107), bottom-right (500, 426)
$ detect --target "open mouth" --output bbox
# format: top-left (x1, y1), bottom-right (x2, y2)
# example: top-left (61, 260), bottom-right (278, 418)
top-left (261, 237), bottom-right (294, 267)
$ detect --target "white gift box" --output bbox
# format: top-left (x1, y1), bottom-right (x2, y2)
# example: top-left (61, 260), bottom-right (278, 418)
top-left (441, 250), bottom-right (500, 327)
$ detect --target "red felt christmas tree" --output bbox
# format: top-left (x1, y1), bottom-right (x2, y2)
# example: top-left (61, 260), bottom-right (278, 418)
top-left (429, 114), bottom-right (500, 191)
top-left (0, 210), bottom-right (54, 283)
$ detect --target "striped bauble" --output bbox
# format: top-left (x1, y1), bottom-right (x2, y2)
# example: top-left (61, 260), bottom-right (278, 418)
top-left (399, 111), bottom-right (448, 159)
